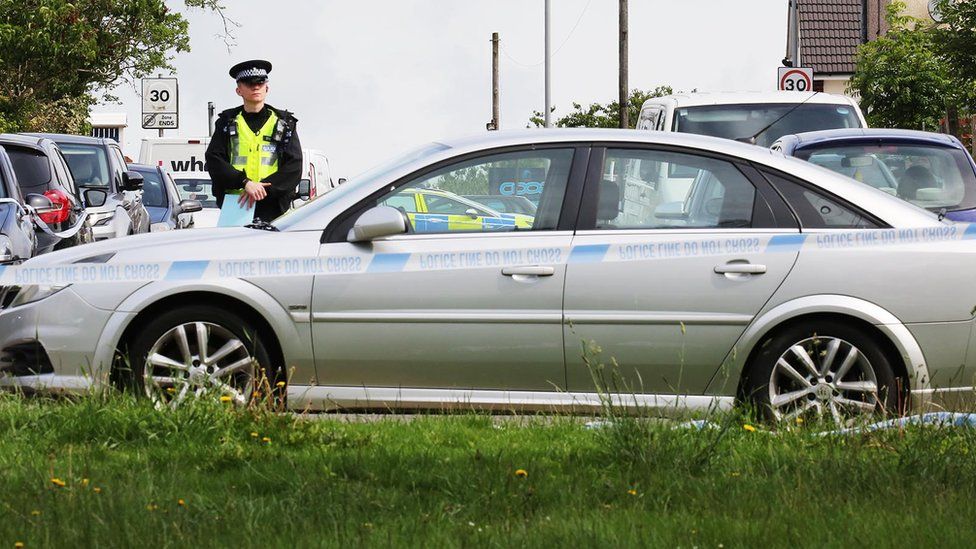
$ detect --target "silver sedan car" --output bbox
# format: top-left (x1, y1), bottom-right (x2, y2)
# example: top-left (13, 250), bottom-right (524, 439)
top-left (0, 129), bottom-right (969, 421)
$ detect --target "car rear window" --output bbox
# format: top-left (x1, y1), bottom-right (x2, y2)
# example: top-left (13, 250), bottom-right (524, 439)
top-left (59, 143), bottom-right (110, 188)
top-left (673, 103), bottom-right (862, 147)
top-left (795, 143), bottom-right (976, 212)
top-left (6, 146), bottom-right (52, 195)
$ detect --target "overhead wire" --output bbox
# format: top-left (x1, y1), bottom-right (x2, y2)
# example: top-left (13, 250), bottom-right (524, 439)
top-left (498, 0), bottom-right (594, 68)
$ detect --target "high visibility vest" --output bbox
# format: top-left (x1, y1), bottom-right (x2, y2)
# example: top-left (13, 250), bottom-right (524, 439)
top-left (229, 111), bottom-right (280, 182)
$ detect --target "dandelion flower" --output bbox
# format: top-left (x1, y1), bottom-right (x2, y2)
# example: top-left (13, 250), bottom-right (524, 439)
top-left (15, 542), bottom-right (24, 548)
top-left (250, 432), bottom-right (259, 438)
top-left (177, 499), bottom-right (186, 507)
top-left (262, 437), bottom-right (271, 444)
top-left (514, 469), bottom-right (528, 478)
top-left (219, 395), bottom-right (232, 403)
top-left (146, 503), bottom-right (158, 512)
top-left (50, 478), bottom-right (66, 488)
top-left (93, 487), bottom-right (102, 494)
top-left (627, 489), bottom-right (638, 496)
top-left (30, 510), bottom-right (40, 516)
top-left (743, 424), bottom-right (756, 432)
top-left (275, 381), bottom-right (286, 388)
top-left (81, 478), bottom-right (90, 487)
top-left (796, 417), bottom-right (804, 424)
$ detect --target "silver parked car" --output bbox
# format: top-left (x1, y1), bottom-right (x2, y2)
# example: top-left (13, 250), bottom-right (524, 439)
top-left (0, 130), bottom-right (968, 421)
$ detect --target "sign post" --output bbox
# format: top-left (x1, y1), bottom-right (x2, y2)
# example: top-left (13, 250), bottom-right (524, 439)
top-left (777, 67), bottom-right (814, 92)
top-left (141, 77), bottom-right (179, 136)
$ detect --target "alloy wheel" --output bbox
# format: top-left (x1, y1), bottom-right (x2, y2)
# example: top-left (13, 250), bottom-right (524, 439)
top-left (768, 335), bottom-right (880, 424)
top-left (143, 321), bottom-right (255, 408)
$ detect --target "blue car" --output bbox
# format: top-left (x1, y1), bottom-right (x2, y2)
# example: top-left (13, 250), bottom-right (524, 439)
top-left (772, 129), bottom-right (976, 222)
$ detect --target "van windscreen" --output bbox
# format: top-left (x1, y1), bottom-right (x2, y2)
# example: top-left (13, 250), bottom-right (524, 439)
top-left (673, 103), bottom-right (862, 147)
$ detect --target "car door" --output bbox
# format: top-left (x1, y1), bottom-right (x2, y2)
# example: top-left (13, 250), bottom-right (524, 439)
top-left (563, 146), bottom-right (801, 396)
top-left (310, 145), bottom-right (586, 391)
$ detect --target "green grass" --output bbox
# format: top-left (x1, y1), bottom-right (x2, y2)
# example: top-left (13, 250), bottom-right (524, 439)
top-left (0, 394), bottom-right (975, 548)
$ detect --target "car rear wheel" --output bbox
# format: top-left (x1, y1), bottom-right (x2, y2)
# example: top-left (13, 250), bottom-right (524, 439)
top-left (743, 322), bottom-right (900, 424)
top-left (126, 306), bottom-right (273, 408)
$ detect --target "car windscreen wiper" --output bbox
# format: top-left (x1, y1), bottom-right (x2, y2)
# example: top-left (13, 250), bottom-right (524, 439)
top-left (244, 219), bottom-right (279, 232)
top-left (735, 92), bottom-right (819, 145)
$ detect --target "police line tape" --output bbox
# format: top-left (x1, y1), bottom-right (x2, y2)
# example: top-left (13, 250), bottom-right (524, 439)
top-left (0, 223), bottom-right (973, 286)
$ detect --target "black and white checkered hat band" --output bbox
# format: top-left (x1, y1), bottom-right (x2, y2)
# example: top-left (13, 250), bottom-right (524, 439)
top-left (235, 68), bottom-right (268, 80)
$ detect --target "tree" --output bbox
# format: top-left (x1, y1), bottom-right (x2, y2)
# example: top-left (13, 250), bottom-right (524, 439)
top-left (0, 0), bottom-right (231, 133)
top-left (933, 0), bottom-right (976, 85)
top-left (848, 2), bottom-right (974, 130)
top-left (529, 86), bottom-right (674, 129)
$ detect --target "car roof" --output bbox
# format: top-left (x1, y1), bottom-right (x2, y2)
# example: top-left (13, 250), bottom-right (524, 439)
top-left (22, 132), bottom-right (116, 146)
top-left (127, 162), bottom-right (161, 171)
top-left (640, 91), bottom-right (857, 108)
top-left (0, 133), bottom-right (51, 152)
top-left (775, 128), bottom-right (962, 152)
top-left (284, 128), bottom-right (938, 230)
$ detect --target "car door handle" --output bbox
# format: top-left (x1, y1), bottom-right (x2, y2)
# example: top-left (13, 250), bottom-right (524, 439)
top-left (501, 266), bottom-right (555, 277)
top-left (714, 263), bottom-right (766, 275)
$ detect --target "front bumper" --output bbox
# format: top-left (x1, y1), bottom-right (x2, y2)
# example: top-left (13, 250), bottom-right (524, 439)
top-left (0, 287), bottom-right (115, 392)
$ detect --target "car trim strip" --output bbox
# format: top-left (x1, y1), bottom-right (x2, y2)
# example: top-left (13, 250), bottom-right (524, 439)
top-left (564, 312), bottom-right (753, 325)
top-left (310, 311), bottom-right (563, 324)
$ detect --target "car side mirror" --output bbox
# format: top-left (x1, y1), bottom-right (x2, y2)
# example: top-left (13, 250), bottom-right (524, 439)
top-left (83, 188), bottom-right (108, 208)
top-left (298, 179), bottom-right (311, 200)
top-left (348, 205), bottom-right (407, 242)
top-left (122, 171), bottom-right (144, 191)
top-left (25, 193), bottom-right (56, 214)
top-left (464, 208), bottom-right (479, 219)
top-left (177, 199), bottom-right (203, 214)
top-left (654, 201), bottom-right (687, 220)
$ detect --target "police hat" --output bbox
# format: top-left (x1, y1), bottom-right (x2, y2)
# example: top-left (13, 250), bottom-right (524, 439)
top-left (229, 60), bottom-right (272, 84)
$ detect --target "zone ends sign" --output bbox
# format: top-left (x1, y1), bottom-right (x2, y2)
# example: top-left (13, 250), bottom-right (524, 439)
top-left (778, 67), bottom-right (814, 92)
top-left (142, 77), bottom-right (179, 130)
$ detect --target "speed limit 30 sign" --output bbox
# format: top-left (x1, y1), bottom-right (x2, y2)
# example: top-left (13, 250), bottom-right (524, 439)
top-left (141, 77), bottom-right (179, 130)
top-left (777, 67), bottom-right (814, 92)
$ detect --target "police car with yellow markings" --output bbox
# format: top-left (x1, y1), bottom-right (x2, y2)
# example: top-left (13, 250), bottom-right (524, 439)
top-left (382, 188), bottom-right (533, 233)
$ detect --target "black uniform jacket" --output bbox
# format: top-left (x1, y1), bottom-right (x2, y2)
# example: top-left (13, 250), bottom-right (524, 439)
top-left (205, 104), bottom-right (302, 221)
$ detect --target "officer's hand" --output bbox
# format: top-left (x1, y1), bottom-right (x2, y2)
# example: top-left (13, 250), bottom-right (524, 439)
top-left (238, 180), bottom-right (271, 208)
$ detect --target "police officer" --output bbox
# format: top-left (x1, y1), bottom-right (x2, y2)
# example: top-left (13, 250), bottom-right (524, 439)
top-left (205, 59), bottom-right (302, 222)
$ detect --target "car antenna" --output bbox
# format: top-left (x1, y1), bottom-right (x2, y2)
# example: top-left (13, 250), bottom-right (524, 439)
top-left (938, 207), bottom-right (947, 222)
top-left (735, 92), bottom-right (820, 145)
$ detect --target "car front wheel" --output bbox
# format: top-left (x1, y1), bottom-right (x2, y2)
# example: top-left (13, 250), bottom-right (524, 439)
top-left (127, 306), bottom-right (273, 408)
top-left (744, 322), bottom-right (900, 423)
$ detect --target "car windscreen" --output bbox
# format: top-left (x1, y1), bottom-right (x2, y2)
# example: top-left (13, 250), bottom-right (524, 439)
top-left (673, 103), bottom-right (862, 147)
top-left (175, 178), bottom-right (217, 208)
top-left (135, 168), bottom-right (168, 208)
top-left (6, 147), bottom-right (52, 195)
top-left (59, 143), bottom-right (111, 189)
top-left (795, 142), bottom-right (976, 212)
top-left (273, 142), bottom-right (450, 230)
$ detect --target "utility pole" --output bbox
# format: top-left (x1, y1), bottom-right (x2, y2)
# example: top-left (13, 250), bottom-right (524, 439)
top-left (157, 73), bottom-right (164, 137)
top-left (489, 32), bottom-right (500, 131)
top-left (618, 0), bottom-right (629, 128)
top-left (207, 101), bottom-right (215, 137)
top-left (544, 0), bottom-right (551, 128)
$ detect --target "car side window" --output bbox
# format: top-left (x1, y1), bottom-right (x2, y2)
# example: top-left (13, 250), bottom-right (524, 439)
top-left (763, 171), bottom-right (879, 229)
top-left (110, 146), bottom-right (125, 185)
top-left (52, 150), bottom-right (78, 195)
top-left (374, 148), bottom-right (574, 234)
top-left (593, 148), bottom-right (757, 229)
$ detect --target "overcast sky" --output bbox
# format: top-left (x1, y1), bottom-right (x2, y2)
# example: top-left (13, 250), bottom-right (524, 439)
top-left (94, 0), bottom-right (788, 178)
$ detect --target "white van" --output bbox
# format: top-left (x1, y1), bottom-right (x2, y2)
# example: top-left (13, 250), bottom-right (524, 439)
top-left (139, 138), bottom-right (218, 227)
top-left (636, 91), bottom-right (867, 147)
top-left (297, 148), bottom-right (335, 204)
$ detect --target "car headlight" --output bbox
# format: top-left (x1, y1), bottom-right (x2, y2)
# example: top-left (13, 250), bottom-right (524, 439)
top-left (8, 284), bottom-right (70, 308)
top-left (0, 235), bottom-right (13, 264)
top-left (90, 211), bottom-right (115, 227)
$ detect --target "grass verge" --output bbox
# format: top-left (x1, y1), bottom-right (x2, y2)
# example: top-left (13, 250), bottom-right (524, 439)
top-left (0, 394), bottom-right (974, 547)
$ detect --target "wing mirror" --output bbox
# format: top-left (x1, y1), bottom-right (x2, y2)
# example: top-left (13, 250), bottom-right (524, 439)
top-left (348, 206), bottom-right (407, 242)
top-left (464, 208), bottom-right (479, 219)
top-left (297, 179), bottom-right (311, 200)
top-left (177, 199), bottom-right (203, 214)
top-left (83, 188), bottom-right (108, 208)
top-left (25, 193), bottom-right (56, 214)
top-left (122, 170), bottom-right (144, 191)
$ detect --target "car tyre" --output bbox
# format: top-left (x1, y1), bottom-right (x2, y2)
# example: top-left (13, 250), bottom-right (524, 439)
top-left (743, 322), bottom-right (900, 423)
top-left (125, 306), bottom-right (279, 408)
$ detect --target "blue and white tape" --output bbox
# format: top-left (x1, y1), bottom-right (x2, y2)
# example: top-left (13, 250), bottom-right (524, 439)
top-left (1, 224), bottom-right (974, 286)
